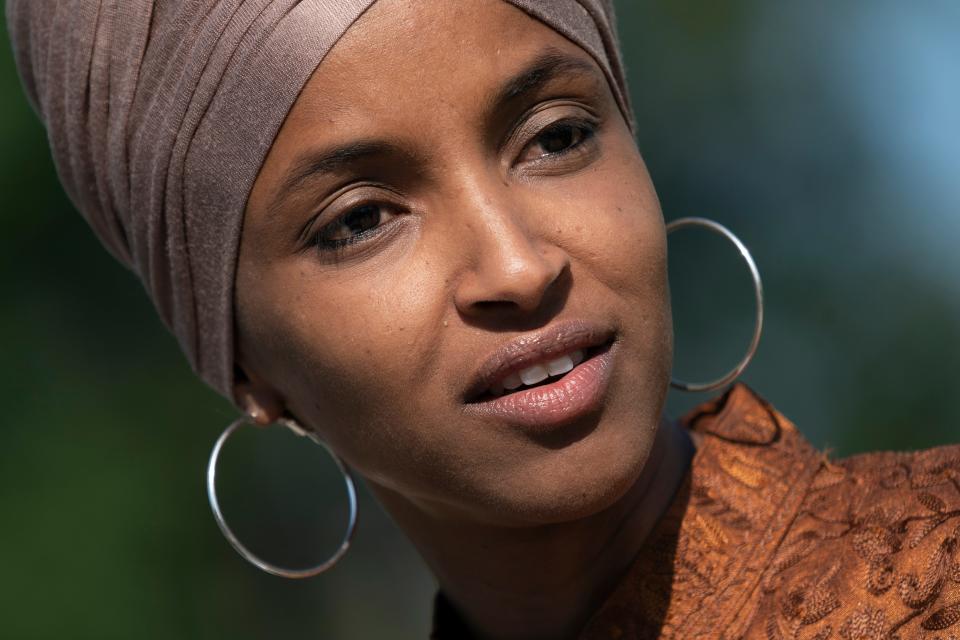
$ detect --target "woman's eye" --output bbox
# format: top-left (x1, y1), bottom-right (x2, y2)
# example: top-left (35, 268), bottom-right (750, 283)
top-left (519, 120), bottom-right (595, 164)
top-left (312, 202), bottom-right (399, 251)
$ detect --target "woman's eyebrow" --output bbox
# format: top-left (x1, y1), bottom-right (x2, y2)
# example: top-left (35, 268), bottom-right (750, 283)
top-left (267, 139), bottom-right (420, 219)
top-left (487, 47), bottom-right (601, 115)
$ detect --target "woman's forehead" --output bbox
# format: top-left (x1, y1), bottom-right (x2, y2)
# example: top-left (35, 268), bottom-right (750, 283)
top-left (286, 0), bottom-right (606, 130)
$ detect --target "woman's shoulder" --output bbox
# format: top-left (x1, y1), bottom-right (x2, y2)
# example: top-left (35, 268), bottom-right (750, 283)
top-left (688, 383), bottom-right (960, 639)
top-left (683, 383), bottom-right (960, 501)
top-left (761, 425), bottom-right (960, 639)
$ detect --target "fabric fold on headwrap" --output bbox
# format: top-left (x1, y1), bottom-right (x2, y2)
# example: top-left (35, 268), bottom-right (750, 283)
top-left (6, 0), bottom-right (634, 403)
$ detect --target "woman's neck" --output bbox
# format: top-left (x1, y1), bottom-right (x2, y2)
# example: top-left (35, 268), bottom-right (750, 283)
top-left (372, 416), bottom-right (694, 640)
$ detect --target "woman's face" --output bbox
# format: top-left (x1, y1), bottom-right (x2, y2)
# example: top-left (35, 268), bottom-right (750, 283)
top-left (237, 0), bottom-right (672, 526)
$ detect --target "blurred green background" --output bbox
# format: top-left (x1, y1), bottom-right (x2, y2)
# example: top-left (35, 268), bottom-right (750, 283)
top-left (1, 1), bottom-right (958, 638)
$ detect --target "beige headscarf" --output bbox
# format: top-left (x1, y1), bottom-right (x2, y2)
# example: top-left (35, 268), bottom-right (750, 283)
top-left (6, 0), bottom-right (634, 402)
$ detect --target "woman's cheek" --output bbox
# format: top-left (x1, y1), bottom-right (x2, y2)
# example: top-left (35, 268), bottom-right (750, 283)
top-left (554, 182), bottom-right (665, 298)
top-left (281, 271), bottom-right (441, 421)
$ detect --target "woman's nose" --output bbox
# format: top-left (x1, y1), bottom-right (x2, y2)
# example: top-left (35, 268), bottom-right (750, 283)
top-left (452, 204), bottom-right (571, 320)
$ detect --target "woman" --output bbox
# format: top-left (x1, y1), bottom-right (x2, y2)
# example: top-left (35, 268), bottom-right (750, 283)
top-left (7, 0), bottom-right (959, 638)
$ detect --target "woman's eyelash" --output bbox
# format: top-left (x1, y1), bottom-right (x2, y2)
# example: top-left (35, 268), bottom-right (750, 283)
top-left (310, 202), bottom-right (399, 256)
top-left (523, 117), bottom-right (598, 162)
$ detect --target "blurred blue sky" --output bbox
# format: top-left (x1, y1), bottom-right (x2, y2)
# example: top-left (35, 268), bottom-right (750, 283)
top-left (753, 1), bottom-right (960, 280)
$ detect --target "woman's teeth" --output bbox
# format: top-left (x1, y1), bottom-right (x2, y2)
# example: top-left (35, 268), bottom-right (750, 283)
top-left (489, 349), bottom-right (585, 397)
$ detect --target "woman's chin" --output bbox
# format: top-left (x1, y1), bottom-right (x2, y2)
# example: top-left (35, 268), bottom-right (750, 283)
top-left (463, 432), bottom-right (654, 528)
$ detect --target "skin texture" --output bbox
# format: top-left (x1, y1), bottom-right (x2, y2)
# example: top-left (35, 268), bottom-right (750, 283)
top-left (234, 0), bottom-right (693, 637)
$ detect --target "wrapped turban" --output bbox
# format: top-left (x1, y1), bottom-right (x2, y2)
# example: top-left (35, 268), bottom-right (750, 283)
top-left (6, 0), bottom-right (634, 402)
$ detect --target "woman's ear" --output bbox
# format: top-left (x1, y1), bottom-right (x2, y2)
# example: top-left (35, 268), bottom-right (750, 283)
top-left (232, 365), bottom-right (285, 426)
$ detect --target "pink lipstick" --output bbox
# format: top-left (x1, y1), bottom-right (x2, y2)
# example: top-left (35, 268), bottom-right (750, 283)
top-left (462, 320), bottom-right (617, 431)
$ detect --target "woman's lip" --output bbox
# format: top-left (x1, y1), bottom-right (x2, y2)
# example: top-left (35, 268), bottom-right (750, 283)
top-left (462, 319), bottom-right (616, 403)
top-left (461, 339), bottom-right (617, 431)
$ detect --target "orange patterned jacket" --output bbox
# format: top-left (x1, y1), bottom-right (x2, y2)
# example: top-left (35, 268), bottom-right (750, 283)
top-left (432, 384), bottom-right (960, 639)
